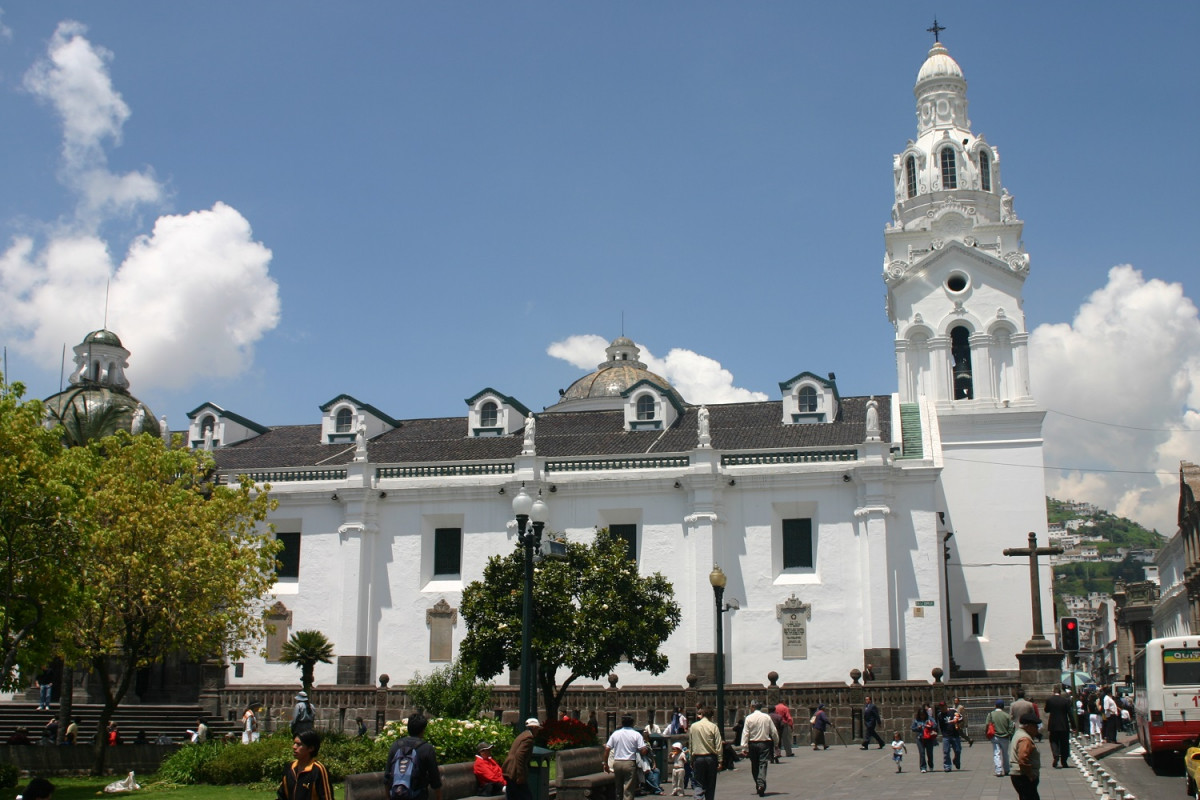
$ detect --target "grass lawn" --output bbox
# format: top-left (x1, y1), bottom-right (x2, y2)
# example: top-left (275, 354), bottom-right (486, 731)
top-left (5, 776), bottom-right (345, 799)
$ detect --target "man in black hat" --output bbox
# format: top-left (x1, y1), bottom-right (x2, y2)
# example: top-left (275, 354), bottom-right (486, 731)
top-left (1009, 713), bottom-right (1042, 800)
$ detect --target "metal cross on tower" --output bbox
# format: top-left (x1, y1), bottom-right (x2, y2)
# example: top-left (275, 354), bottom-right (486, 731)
top-left (927, 18), bottom-right (946, 43)
top-left (1003, 532), bottom-right (1064, 650)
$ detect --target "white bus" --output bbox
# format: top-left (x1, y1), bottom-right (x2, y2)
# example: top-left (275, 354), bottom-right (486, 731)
top-left (1133, 636), bottom-right (1200, 760)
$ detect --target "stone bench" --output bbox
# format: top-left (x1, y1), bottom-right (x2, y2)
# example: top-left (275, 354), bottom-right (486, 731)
top-left (344, 762), bottom-right (493, 800)
top-left (555, 746), bottom-right (614, 800)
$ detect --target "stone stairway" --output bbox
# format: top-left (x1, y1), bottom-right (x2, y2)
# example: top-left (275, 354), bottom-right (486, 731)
top-left (1, 702), bottom-right (239, 745)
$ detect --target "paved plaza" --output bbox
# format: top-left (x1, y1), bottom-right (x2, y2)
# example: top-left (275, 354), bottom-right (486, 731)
top-left (701, 737), bottom-right (1102, 800)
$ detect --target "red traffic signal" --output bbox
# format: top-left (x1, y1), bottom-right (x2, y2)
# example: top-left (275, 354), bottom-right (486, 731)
top-left (1059, 616), bottom-right (1080, 651)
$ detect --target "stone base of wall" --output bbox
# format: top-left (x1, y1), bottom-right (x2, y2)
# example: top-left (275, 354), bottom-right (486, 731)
top-left (0, 744), bottom-right (177, 777)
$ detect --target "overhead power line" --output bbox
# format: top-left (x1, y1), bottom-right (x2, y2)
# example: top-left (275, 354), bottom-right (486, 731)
top-left (1046, 407), bottom-right (1200, 433)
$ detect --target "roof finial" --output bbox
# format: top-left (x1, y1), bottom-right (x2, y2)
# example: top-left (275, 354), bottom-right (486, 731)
top-left (927, 17), bottom-right (946, 43)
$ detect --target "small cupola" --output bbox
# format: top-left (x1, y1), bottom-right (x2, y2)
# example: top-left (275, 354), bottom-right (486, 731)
top-left (779, 372), bottom-right (839, 424)
top-left (465, 389), bottom-right (531, 437)
top-left (186, 402), bottom-right (269, 449)
top-left (319, 395), bottom-right (399, 444)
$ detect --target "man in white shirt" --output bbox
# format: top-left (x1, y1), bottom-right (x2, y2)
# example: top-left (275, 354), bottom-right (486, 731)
top-left (604, 714), bottom-right (649, 800)
top-left (738, 700), bottom-right (779, 797)
top-left (1101, 689), bottom-right (1120, 743)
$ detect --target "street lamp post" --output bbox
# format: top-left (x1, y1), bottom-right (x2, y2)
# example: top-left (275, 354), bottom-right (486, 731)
top-left (709, 565), bottom-right (728, 736)
top-left (512, 485), bottom-right (548, 725)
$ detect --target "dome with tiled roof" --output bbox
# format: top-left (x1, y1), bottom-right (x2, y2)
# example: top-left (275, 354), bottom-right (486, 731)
top-left (915, 41), bottom-right (963, 85)
top-left (553, 337), bottom-right (684, 409)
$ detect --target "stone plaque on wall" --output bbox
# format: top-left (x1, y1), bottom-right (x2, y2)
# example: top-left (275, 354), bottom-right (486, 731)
top-left (427, 598), bottom-right (458, 663)
top-left (777, 593), bottom-right (812, 660)
top-left (265, 601), bottom-right (292, 662)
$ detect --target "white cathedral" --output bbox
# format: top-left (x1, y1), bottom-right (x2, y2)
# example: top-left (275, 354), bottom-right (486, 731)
top-left (66, 40), bottom-right (1053, 691)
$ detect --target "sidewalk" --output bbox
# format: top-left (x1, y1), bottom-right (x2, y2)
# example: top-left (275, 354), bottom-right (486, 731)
top-left (706, 737), bottom-right (1098, 800)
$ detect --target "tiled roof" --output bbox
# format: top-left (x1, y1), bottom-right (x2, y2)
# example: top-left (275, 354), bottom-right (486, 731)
top-left (211, 396), bottom-right (892, 471)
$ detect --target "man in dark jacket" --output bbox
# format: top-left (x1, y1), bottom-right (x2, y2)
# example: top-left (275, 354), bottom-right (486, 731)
top-left (861, 696), bottom-right (884, 749)
top-left (1044, 686), bottom-right (1073, 768)
top-left (385, 712), bottom-right (442, 800)
top-left (503, 718), bottom-right (541, 800)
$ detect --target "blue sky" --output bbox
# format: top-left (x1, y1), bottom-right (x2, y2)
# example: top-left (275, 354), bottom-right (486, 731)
top-left (1, 3), bottom-right (1197, 532)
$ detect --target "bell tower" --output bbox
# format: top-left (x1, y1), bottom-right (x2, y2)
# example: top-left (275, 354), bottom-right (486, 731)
top-left (883, 36), bottom-right (1050, 678)
top-left (884, 40), bottom-right (1033, 408)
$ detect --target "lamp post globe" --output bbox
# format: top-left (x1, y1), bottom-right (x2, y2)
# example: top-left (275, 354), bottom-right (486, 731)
top-left (709, 565), bottom-right (727, 735)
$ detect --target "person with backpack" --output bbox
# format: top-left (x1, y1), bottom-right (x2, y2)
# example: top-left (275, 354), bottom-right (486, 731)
top-left (278, 730), bottom-right (332, 800)
top-left (291, 692), bottom-right (315, 737)
top-left (386, 712), bottom-right (442, 800)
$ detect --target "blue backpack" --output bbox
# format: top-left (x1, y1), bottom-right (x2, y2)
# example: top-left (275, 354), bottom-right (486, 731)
top-left (390, 741), bottom-right (420, 799)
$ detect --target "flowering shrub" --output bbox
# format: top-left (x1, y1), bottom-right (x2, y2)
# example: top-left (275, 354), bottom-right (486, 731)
top-left (536, 717), bottom-right (598, 750)
top-left (380, 717), bottom-right (516, 765)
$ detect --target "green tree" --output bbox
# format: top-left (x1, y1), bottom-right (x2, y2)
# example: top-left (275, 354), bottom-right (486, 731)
top-left (44, 388), bottom-right (127, 447)
top-left (280, 629), bottom-right (335, 695)
top-left (460, 529), bottom-right (680, 720)
top-left (407, 657), bottom-right (493, 719)
top-left (0, 379), bottom-right (89, 689)
top-left (61, 431), bottom-right (278, 773)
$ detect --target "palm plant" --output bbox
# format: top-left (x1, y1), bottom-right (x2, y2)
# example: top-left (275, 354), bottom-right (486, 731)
top-left (279, 629), bottom-right (335, 694)
top-left (46, 390), bottom-right (125, 447)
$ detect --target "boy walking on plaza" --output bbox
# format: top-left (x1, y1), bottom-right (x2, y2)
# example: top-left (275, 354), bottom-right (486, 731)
top-left (890, 732), bottom-right (907, 773)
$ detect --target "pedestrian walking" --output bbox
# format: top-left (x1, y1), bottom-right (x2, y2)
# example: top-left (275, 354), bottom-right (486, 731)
top-left (291, 691), bottom-right (315, 737)
top-left (773, 701), bottom-right (793, 757)
top-left (890, 731), bottom-right (907, 773)
top-left (911, 704), bottom-right (937, 773)
top-left (986, 699), bottom-right (1015, 777)
top-left (1009, 713), bottom-right (1042, 800)
top-left (35, 667), bottom-right (54, 711)
top-left (861, 696), bottom-right (884, 749)
top-left (687, 706), bottom-right (722, 800)
top-left (954, 696), bottom-right (974, 746)
top-left (502, 717), bottom-right (541, 800)
top-left (1044, 685), bottom-right (1073, 768)
top-left (669, 742), bottom-right (687, 796)
top-left (809, 704), bottom-right (830, 751)
top-left (242, 706), bottom-right (260, 744)
top-left (603, 714), bottom-right (649, 800)
top-left (739, 700), bottom-right (778, 797)
top-left (937, 701), bottom-right (963, 772)
top-left (385, 712), bottom-right (442, 800)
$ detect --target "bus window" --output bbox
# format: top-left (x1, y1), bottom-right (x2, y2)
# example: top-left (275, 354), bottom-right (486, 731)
top-left (1163, 648), bottom-right (1200, 685)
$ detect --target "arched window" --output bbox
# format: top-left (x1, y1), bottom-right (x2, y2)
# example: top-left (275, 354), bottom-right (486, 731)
top-left (636, 395), bottom-right (656, 421)
top-left (201, 416), bottom-right (216, 437)
top-left (798, 386), bottom-right (818, 413)
top-left (905, 155), bottom-right (917, 199)
top-left (940, 148), bottom-right (957, 190)
top-left (950, 326), bottom-right (973, 400)
top-left (480, 401), bottom-right (498, 428)
top-left (335, 407), bottom-right (354, 433)
top-left (978, 149), bottom-right (992, 192)
top-left (91, 360), bottom-right (101, 381)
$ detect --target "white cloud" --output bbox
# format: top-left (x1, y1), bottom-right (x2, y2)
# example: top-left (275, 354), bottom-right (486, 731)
top-left (547, 334), bottom-right (768, 404)
top-left (1030, 265), bottom-right (1200, 534)
top-left (22, 20), bottom-right (160, 221)
top-left (0, 9), bottom-right (13, 42)
top-left (0, 21), bottom-right (279, 394)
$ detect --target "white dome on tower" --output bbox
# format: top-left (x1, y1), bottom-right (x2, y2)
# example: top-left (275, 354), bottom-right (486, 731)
top-left (915, 42), bottom-right (964, 85)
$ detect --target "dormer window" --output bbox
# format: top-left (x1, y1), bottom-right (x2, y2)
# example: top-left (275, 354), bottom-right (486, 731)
top-left (480, 401), bottom-right (498, 428)
top-left (335, 407), bottom-right (354, 433)
top-left (636, 395), bottom-right (656, 421)
top-left (798, 386), bottom-right (818, 413)
top-left (940, 148), bottom-right (957, 189)
top-left (905, 155), bottom-right (917, 199)
top-left (201, 415), bottom-right (216, 438)
top-left (978, 149), bottom-right (992, 192)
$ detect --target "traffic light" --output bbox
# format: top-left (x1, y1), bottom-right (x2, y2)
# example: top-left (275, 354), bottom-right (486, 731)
top-left (1060, 617), bottom-right (1080, 652)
